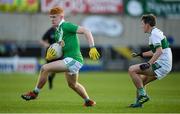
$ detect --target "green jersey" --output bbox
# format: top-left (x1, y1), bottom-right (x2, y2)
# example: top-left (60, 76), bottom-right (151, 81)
top-left (54, 21), bottom-right (83, 64)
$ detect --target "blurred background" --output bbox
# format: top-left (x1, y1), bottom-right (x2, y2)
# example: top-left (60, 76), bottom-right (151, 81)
top-left (0, 0), bottom-right (180, 74)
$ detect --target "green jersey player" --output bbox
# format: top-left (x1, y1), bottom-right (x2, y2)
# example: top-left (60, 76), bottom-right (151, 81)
top-left (129, 14), bottom-right (172, 108)
top-left (21, 6), bottom-right (100, 107)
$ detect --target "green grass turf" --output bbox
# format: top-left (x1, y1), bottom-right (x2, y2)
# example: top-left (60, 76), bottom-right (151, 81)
top-left (0, 71), bottom-right (180, 113)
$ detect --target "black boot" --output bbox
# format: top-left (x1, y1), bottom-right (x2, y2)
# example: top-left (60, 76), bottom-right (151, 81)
top-left (48, 73), bottom-right (55, 89)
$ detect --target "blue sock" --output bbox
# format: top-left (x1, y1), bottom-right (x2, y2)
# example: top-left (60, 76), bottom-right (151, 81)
top-left (138, 87), bottom-right (146, 96)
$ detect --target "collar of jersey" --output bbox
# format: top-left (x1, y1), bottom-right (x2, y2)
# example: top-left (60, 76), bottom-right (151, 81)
top-left (149, 26), bottom-right (156, 34)
top-left (56, 19), bottom-right (65, 32)
top-left (57, 19), bottom-right (65, 29)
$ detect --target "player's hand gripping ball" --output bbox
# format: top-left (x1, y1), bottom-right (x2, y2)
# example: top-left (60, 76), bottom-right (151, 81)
top-left (46, 43), bottom-right (62, 61)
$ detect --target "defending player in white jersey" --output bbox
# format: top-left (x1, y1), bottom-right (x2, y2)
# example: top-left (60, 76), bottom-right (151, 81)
top-left (128, 14), bottom-right (172, 108)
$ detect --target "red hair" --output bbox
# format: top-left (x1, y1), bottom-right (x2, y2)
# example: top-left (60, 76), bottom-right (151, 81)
top-left (49, 6), bottom-right (64, 15)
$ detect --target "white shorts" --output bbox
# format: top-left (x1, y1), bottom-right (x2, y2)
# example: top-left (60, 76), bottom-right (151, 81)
top-left (153, 60), bottom-right (172, 80)
top-left (63, 57), bottom-right (83, 75)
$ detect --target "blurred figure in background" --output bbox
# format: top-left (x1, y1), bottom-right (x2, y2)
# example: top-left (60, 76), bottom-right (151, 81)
top-left (129, 14), bottom-right (172, 108)
top-left (21, 6), bottom-right (100, 107)
top-left (166, 35), bottom-right (175, 46)
top-left (40, 27), bottom-right (57, 90)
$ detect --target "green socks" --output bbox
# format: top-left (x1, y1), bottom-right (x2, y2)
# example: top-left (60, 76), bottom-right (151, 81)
top-left (138, 87), bottom-right (146, 96)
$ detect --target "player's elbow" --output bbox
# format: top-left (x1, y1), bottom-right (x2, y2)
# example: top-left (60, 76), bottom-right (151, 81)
top-left (79, 26), bottom-right (91, 35)
top-left (84, 28), bottom-right (91, 34)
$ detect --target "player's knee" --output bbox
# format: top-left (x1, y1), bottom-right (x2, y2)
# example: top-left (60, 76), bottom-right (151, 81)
top-left (41, 64), bottom-right (49, 73)
top-left (128, 66), bottom-right (135, 74)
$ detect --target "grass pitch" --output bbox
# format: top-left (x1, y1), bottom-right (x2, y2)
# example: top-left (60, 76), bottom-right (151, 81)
top-left (0, 71), bottom-right (180, 113)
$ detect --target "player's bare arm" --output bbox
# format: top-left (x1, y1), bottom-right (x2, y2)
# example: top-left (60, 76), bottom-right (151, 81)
top-left (76, 26), bottom-right (95, 47)
top-left (142, 50), bottom-right (154, 57)
top-left (148, 47), bottom-right (163, 64)
top-left (76, 26), bottom-right (100, 60)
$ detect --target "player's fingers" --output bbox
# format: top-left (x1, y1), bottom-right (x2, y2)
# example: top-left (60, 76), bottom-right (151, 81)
top-left (96, 52), bottom-right (100, 58)
top-left (97, 52), bottom-right (100, 57)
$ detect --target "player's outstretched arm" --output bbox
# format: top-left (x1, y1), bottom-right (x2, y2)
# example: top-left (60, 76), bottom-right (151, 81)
top-left (77, 26), bottom-right (100, 60)
top-left (132, 50), bottom-right (154, 58)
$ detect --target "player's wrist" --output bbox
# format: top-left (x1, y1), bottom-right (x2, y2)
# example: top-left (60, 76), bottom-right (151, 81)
top-left (89, 45), bottom-right (95, 49)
